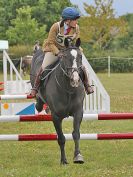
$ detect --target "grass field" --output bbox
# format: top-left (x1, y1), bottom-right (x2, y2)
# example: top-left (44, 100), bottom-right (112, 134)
top-left (0, 73), bottom-right (133, 177)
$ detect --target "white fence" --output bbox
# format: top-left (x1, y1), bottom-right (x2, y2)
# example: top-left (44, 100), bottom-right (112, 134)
top-left (3, 50), bottom-right (31, 94)
top-left (0, 40), bottom-right (110, 113)
top-left (82, 54), bottom-right (110, 113)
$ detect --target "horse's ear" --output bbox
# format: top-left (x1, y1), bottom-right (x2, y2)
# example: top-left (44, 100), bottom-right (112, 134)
top-left (64, 38), bottom-right (69, 48)
top-left (75, 38), bottom-right (81, 48)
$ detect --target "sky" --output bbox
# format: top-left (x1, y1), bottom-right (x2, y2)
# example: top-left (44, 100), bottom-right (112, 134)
top-left (70, 0), bottom-right (133, 17)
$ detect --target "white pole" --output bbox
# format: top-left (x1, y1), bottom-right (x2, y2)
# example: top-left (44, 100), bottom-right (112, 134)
top-left (108, 56), bottom-right (110, 77)
top-left (3, 50), bottom-right (7, 94)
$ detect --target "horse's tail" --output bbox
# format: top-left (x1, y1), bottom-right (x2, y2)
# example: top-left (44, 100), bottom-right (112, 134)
top-left (14, 59), bottom-right (21, 68)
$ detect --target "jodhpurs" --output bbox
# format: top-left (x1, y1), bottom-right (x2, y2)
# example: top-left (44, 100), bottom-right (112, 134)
top-left (41, 52), bottom-right (58, 70)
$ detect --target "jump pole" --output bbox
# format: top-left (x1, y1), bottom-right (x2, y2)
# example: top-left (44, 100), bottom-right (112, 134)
top-left (0, 82), bottom-right (4, 85)
top-left (0, 133), bottom-right (133, 141)
top-left (0, 114), bottom-right (52, 122)
top-left (0, 88), bottom-right (4, 91)
top-left (1, 113), bottom-right (133, 122)
top-left (0, 94), bottom-right (34, 100)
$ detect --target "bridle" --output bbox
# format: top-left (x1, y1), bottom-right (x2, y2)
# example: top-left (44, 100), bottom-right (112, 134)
top-left (54, 47), bottom-right (83, 94)
top-left (58, 47), bottom-right (83, 79)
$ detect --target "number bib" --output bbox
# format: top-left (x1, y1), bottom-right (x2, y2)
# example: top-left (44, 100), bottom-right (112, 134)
top-left (56, 22), bottom-right (77, 47)
top-left (56, 34), bottom-right (76, 47)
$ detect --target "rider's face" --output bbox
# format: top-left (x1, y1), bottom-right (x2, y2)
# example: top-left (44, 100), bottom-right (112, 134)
top-left (66, 19), bottom-right (78, 28)
top-left (70, 19), bottom-right (78, 27)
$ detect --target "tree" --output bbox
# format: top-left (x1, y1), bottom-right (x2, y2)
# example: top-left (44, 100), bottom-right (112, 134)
top-left (6, 6), bottom-right (46, 45)
top-left (118, 14), bottom-right (133, 50)
top-left (79, 0), bottom-right (127, 50)
top-left (0, 0), bottom-right (72, 39)
top-left (0, 0), bottom-right (39, 39)
top-left (32, 0), bottom-right (72, 31)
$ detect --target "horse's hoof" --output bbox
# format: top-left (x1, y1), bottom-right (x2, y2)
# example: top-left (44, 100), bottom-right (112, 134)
top-left (60, 160), bottom-right (69, 165)
top-left (73, 153), bottom-right (84, 164)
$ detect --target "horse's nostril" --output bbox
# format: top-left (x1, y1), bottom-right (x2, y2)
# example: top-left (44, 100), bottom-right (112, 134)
top-left (70, 80), bottom-right (79, 87)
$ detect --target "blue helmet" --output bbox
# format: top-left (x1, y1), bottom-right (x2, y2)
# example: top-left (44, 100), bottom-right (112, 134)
top-left (62, 7), bottom-right (80, 20)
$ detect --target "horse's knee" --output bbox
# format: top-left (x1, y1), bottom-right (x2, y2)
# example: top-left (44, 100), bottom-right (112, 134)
top-left (58, 134), bottom-right (66, 146)
top-left (72, 131), bottom-right (80, 140)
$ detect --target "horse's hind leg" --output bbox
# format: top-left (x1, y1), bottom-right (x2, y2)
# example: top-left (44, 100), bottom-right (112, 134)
top-left (53, 117), bottom-right (68, 165)
top-left (72, 112), bottom-right (84, 164)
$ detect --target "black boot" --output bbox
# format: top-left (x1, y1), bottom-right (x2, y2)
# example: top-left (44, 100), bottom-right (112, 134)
top-left (30, 67), bottom-right (43, 97)
top-left (81, 66), bottom-right (94, 95)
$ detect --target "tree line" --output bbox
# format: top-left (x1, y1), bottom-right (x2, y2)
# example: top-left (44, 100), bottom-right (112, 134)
top-left (0, 0), bottom-right (132, 58)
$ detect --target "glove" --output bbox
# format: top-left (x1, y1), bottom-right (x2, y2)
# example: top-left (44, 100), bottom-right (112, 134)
top-left (57, 52), bottom-right (64, 59)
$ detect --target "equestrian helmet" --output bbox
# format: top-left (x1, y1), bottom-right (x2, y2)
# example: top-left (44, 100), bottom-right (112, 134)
top-left (62, 7), bottom-right (80, 20)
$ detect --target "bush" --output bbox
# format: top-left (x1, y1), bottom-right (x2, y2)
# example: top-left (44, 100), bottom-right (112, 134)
top-left (8, 44), bottom-right (33, 58)
top-left (88, 58), bottom-right (133, 73)
top-left (0, 45), bottom-right (33, 72)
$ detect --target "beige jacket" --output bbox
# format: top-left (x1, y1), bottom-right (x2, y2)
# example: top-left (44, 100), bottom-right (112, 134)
top-left (43, 21), bottom-right (80, 55)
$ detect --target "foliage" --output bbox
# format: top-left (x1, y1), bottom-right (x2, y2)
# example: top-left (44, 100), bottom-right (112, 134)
top-left (115, 14), bottom-right (133, 50)
top-left (9, 45), bottom-right (33, 58)
top-left (0, 0), bottom-right (132, 60)
top-left (32, 0), bottom-right (72, 31)
top-left (79, 0), bottom-right (127, 50)
top-left (6, 6), bottom-right (47, 45)
top-left (0, 0), bottom-right (71, 41)
top-left (0, 0), bottom-right (39, 39)
top-left (82, 41), bottom-right (133, 58)
top-left (89, 58), bottom-right (133, 73)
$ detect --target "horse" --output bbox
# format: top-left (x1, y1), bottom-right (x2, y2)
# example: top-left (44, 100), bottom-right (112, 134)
top-left (30, 38), bottom-right (85, 164)
top-left (15, 55), bottom-right (33, 76)
top-left (20, 55), bottom-right (32, 76)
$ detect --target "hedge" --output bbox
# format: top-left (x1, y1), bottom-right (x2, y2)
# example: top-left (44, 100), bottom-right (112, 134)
top-left (88, 58), bottom-right (133, 73)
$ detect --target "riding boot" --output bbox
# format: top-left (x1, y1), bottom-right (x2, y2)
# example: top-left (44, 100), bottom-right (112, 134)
top-left (30, 67), bottom-right (43, 97)
top-left (81, 66), bottom-right (94, 95)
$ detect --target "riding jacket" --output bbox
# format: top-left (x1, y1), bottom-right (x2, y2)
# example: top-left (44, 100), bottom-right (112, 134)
top-left (43, 21), bottom-right (80, 56)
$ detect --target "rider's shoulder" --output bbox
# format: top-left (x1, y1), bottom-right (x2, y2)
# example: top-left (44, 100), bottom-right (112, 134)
top-left (51, 21), bottom-right (60, 31)
top-left (50, 22), bottom-right (60, 30)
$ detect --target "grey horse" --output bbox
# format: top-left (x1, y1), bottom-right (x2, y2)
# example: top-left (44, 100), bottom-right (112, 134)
top-left (30, 38), bottom-right (85, 164)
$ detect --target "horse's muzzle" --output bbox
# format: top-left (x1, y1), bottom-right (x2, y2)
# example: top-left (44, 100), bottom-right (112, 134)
top-left (70, 71), bottom-right (80, 87)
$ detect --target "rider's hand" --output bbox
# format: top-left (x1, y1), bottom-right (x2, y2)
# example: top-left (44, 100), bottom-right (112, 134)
top-left (57, 52), bottom-right (64, 59)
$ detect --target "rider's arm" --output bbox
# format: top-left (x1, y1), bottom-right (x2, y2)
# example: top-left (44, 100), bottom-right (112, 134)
top-left (43, 23), bottom-right (60, 56)
top-left (75, 25), bottom-right (83, 52)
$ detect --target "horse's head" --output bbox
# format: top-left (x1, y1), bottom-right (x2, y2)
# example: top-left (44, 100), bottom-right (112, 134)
top-left (59, 38), bottom-right (82, 88)
top-left (20, 56), bottom-right (32, 76)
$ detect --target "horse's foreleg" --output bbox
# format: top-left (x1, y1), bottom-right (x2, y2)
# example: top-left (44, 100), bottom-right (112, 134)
top-left (72, 112), bottom-right (84, 164)
top-left (53, 117), bottom-right (68, 165)
top-left (35, 96), bottom-right (44, 112)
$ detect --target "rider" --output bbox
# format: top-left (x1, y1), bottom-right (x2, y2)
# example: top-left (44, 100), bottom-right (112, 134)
top-left (30, 7), bottom-right (94, 97)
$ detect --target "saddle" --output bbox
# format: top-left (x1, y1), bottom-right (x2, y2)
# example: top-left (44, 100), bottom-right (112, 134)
top-left (40, 60), bottom-right (60, 87)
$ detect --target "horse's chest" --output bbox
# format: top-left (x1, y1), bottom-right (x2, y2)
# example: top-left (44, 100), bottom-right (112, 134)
top-left (56, 94), bottom-right (82, 112)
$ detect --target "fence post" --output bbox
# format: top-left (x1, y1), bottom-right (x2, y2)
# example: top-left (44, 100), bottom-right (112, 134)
top-left (108, 56), bottom-right (110, 77)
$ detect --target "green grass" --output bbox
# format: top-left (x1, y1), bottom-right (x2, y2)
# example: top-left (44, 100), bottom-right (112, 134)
top-left (98, 73), bottom-right (133, 112)
top-left (0, 73), bottom-right (133, 177)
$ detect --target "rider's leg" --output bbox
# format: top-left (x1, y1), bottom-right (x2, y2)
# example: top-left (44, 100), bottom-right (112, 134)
top-left (81, 66), bottom-right (94, 95)
top-left (30, 67), bottom-right (43, 97)
top-left (30, 52), bottom-right (58, 97)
